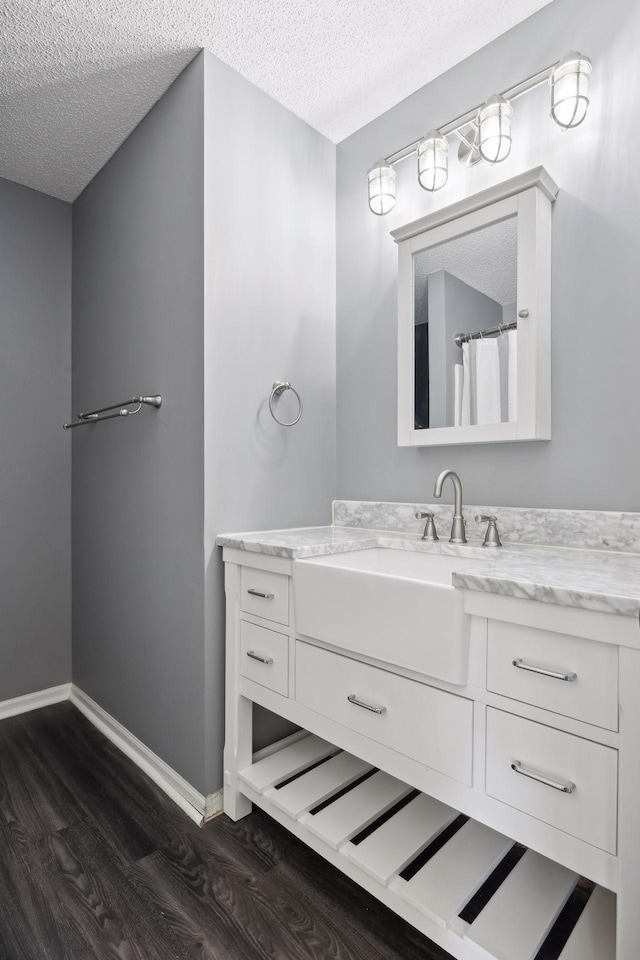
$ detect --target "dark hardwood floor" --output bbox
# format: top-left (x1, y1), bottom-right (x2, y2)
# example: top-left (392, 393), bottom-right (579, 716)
top-left (0, 702), bottom-right (451, 960)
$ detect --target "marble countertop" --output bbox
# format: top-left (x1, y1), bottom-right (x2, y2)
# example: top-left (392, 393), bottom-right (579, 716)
top-left (217, 525), bottom-right (640, 619)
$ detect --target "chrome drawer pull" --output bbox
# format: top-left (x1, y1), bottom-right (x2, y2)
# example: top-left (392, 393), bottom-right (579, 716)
top-left (347, 694), bottom-right (386, 715)
top-left (247, 588), bottom-right (275, 600)
top-left (512, 658), bottom-right (577, 682)
top-left (511, 760), bottom-right (575, 794)
top-left (246, 651), bottom-right (274, 665)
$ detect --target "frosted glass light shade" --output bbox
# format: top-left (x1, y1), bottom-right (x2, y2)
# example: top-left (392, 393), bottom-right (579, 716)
top-left (368, 161), bottom-right (396, 215)
top-left (550, 52), bottom-right (592, 128)
top-left (417, 130), bottom-right (448, 191)
top-left (477, 94), bottom-right (513, 164)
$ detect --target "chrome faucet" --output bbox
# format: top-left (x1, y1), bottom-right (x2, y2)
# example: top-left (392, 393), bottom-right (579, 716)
top-left (433, 469), bottom-right (467, 544)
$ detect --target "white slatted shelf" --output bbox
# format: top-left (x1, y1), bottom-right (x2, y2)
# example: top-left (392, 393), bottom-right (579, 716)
top-left (391, 820), bottom-right (514, 930)
top-left (302, 769), bottom-right (412, 849)
top-left (558, 885), bottom-right (616, 960)
top-left (344, 792), bottom-right (458, 886)
top-left (238, 733), bottom-right (337, 794)
top-left (464, 849), bottom-right (579, 960)
top-left (267, 750), bottom-right (373, 818)
top-left (236, 731), bottom-right (615, 960)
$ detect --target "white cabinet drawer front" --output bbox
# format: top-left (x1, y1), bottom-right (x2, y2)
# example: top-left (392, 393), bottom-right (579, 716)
top-left (241, 568), bottom-right (289, 625)
top-left (296, 642), bottom-right (473, 785)
top-left (485, 708), bottom-right (617, 853)
top-left (241, 621), bottom-right (289, 696)
top-left (487, 620), bottom-right (618, 731)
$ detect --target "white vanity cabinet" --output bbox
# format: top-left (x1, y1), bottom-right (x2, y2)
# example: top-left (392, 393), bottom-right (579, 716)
top-left (222, 547), bottom-right (640, 960)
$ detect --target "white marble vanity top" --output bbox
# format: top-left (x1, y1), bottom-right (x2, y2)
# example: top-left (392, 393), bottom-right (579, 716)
top-left (217, 524), bottom-right (640, 620)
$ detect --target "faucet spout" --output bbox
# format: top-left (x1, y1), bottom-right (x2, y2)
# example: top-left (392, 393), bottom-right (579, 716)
top-left (433, 470), bottom-right (467, 544)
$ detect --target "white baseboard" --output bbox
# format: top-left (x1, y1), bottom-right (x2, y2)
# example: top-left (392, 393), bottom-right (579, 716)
top-left (0, 683), bottom-right (71, 721)
top-left (70, 685), bottom-right (208, 826)
top-left (204, 789), bottom-right (224, 821)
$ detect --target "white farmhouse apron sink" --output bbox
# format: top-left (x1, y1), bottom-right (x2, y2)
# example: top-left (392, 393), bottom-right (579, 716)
top-left (293, 547), bottom-right (483, 685)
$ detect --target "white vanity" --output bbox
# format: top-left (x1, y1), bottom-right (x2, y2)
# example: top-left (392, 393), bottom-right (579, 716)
top-left (219, 505), bottom-right (640, 960)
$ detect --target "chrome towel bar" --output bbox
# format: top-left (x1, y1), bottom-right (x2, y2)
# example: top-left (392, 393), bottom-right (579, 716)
top-left (63, 395), bottom-right (162, 430)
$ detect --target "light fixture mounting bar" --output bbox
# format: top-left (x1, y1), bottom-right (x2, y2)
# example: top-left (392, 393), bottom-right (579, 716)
top-left (383, 63), bottom-right (555, 168)
top-left (384, 138), bottom-right (424, 167)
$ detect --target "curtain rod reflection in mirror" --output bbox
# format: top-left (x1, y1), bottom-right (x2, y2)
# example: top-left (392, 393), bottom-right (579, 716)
top-left (454, 321), bottom-right (517, 347)
top-left (63, 395), bottom-right (162, 430)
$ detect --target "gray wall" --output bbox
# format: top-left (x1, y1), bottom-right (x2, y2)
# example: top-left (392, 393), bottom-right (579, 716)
top-left (72, 55), bottom-right (207, 790)
top-left (336, 0), bottom-right (640, 511)
top-left (71, 49), bottom-right (336, 795)
top-left (202, 51), bottom-right (336, 787)
top-left (0, 178), bottom-right (72, 700)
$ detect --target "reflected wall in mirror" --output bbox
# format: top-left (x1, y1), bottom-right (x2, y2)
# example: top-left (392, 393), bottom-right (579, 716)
top-left (413, 216), bottom-right (517, 430)
top-left (393, 167), bottom-right (558, 447)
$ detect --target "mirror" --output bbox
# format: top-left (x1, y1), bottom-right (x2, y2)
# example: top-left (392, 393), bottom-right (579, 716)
top-left (414, 216), bottom-right (517, 430)
top-left (393, 167), bottom-right (558, 446)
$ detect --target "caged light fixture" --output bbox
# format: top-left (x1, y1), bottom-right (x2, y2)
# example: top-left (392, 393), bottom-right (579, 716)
top-left (477, 94), bottom-right (513, 164)
top-left (367, 160), bottom-right (397, 216)
top-left (417, 129), bottom-right (449, 191)
top-left (549, 51), bottom-right (592, 128)
top-left (367, 51), bottom-right (591, 215)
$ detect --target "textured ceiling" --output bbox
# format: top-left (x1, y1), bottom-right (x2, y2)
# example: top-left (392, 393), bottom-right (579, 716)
top-left (415, 218), bottom-right (518, 305)
top-left (0, 0), bottom-right (554, 202)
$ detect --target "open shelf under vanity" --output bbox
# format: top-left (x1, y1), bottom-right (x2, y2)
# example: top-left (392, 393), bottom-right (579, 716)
top-left (239, 731), bottom-right (615, 960)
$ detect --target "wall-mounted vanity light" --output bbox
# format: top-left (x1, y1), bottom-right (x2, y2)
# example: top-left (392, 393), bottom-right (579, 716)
top-left (367, 161), bottom-right (396, 216)
top-left (477, 94), bottom-right (513, 164)
top-left (549, 51), bottom-right (592, 128)
top-left (417, 130), bottom-right (449, 191)
top-left (367, 51), bottom-right (591, 215)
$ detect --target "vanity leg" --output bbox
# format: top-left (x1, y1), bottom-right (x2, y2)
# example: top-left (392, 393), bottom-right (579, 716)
top-left (223, 695), bottom-right (253, 820)
top-left (615, 646), bottom-right (640, 960)
top-left (223, 562), bottom-right (253, 820)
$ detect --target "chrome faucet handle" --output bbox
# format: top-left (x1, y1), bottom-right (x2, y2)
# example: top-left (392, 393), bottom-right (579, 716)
top-left (476, 515), bottom-right (502, 548)
top-left (415, 511), bottom-right (439, 542)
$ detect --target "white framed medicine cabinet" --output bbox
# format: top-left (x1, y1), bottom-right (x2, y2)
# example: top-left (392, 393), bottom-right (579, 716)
top-left (393, 167), bottom-right (558, 447)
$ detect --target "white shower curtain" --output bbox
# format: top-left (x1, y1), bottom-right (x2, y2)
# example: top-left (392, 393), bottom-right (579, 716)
top-left (460, 330), bottom-right (517, 425)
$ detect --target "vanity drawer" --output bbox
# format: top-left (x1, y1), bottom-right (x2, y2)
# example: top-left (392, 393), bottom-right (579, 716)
top-left (241, 621), bottom-right (289, 696)
top-left (241, 568), bottom-right (289, 625)
top-left (485, 708), bottom-right (617, 853)
top-left (295, 641), bottom-right (473, 785)
top-left (487, 620), bottom-right (618, 731)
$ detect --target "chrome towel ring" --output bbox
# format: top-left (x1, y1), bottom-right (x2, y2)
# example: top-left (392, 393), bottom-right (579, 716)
top-left (269, 381), bottom-right (303, 427)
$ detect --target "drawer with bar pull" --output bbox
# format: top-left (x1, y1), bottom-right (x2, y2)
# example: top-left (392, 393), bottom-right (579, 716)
top-left (295, 640), bottom-right (473, 784)
top-left (485, 708), bottom-right (618, 853)
top-left (240, 621), bottom-right (289, 696)
top-left (241, 567), bottom-right (289, 625)
top-left (486, 619), bottom-right (618, 731)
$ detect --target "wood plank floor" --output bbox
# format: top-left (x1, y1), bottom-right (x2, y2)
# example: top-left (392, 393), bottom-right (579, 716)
top-left (0, 702), bottom-right (451, 960)
top-left (0, 703), bottom-right (592, 960)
